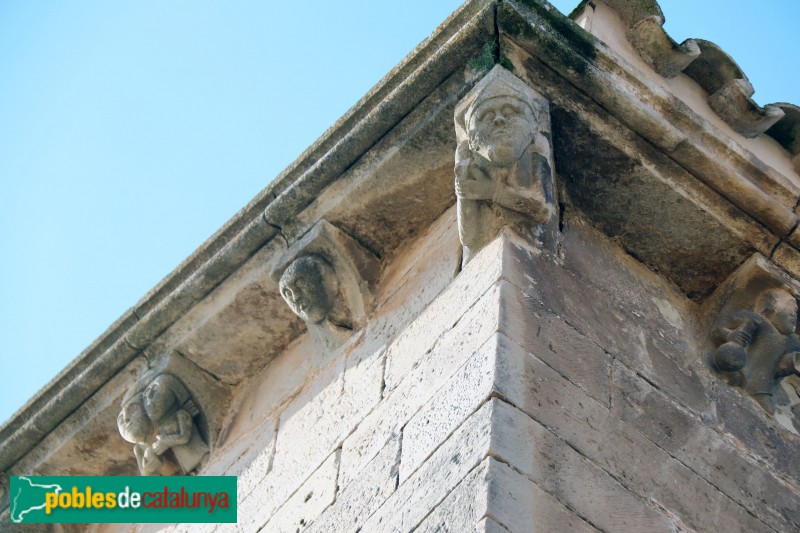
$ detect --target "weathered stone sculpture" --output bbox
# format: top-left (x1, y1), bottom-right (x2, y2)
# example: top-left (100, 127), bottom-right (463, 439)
top-left (454, 65), bottom-right (556, 262)
top-left (684, 40), bottom-right (784, 138)
top-left (118, 394), bottom-right (168, 476)
top-left (279, 254), bottom-right (338, 325)
top-left (117, 373), bottom-right (209, 475)
top-left (712, 288), bottom-right (800, 414)
top-left (600, 0), bottom-right (699, 78)
top-left (272, 220), bottom-right (380, 351)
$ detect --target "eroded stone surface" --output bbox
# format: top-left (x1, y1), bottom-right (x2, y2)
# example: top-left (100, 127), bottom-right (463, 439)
top-left (271, 220), bottom-right (381, 351)
top-left (711, 287), bottom-right (800, 414)
top-left (117, 373), bottom-right (209, 476)
top-left (360, 400), bottom-right (497, 533)
top-left (493, 332), bottom-right (774, 533)
top-left (261, 450), bottom-right (339, 533)
top-left (307, 438), bottom-right (399, 533)
top-left (611, 361), bottom-right (800, 532)
top-left (416, 458), bottom-right (599, 533)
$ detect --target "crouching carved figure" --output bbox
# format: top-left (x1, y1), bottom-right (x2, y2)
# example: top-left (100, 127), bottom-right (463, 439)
top-left (712, 288), bottom-right (800, 414)
top-left (117, 373), bottom-right (209, 475)
top-left (454, 65), bottom-right (557, 263)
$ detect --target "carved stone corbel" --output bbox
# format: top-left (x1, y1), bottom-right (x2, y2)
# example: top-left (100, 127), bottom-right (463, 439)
top-left (118, 373), bottom-right (209, 475)
top-left (117, 353), bottom-right (227, 475)
top-left (271, 220), bottom-right (380, 350)
top-left (454, 65), bottom-right (558, 263)
top-left (705, 254), bottom-right (800, 418)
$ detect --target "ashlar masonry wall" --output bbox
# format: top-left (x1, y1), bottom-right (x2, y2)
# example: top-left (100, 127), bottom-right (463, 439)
top-left (149, 202), bottom-right (800, 532)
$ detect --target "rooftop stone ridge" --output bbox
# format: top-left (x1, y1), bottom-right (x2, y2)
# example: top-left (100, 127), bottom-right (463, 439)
top-left (573, 0), bottom-right (799, 144)
top-left (2, 0), bottom-right (800, 527)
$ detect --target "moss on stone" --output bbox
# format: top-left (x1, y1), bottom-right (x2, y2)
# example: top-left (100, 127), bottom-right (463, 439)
top-left (469, 40), bottom-right (515, 73)
top-left (469, 42), bottom-right (496, 72)
top-left (500, 0), bottom-right (598, 79)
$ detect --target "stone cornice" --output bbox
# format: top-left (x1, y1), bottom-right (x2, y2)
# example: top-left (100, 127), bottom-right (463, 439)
top-left (569, 0), bottom-right (798, 150)
top-left (502, 0), bottom-right (799, 236)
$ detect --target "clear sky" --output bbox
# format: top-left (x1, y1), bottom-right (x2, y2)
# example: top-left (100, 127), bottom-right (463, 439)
top-left (1, 0), bottom-right (798, 426)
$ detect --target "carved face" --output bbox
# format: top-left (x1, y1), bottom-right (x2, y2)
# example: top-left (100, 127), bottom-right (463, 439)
top-left (772, 293), bottom-right (797, 335)
top-left (279, 255), bottom-right (337, 324)
top-left (756, 289), bottom-right (798, 335)
top-left (143, 376), bottom-right (178, 422)
top-left (117, 399), bottom-right (153, 444)
top-left (467, 96), bottom-right (536, 166)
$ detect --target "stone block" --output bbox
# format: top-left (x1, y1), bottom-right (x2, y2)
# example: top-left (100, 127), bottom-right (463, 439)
top-left (476, 518), bottom-right (512, 533)
top-left (400, 331), bottom-right (500, 482)
top-left (484, 458), bottom-right (599, 533)
top-left (611, 361), bottom-right (800, 531)
top-left (500, 228), bottom-right (712, 415)
top-left (239, 334), bottom-right (382, 531)
top-left (488, 394), bottom-right (674, 532)
top-left (213, 336), bottom-right (315, 454)
top-left (307, 437), bottom-right (400, 533)
top-left (499, 283), bottom-right (611, 406)
top-left (414, 463), bottom-right (487, 533)
top-left (382, 232), bottom-right (517, 393)
top-left (493, 332), bottom-right (774, 533)
top-left (262, 450), bottom-right (340, 533)
top-left (356, 207), bottom-right (460, 359)
top-left (417, 458), bottom-right (599, 533)
top-left (340, 280), bottom-right (504, 488)
top-left (225, 419), bottom-right (277, 501)
top-left (714, 382), bottom-right (800, 487)
top-left (372, 206), bottom-right (459, 310)
top-left (360, 400), bottom-right (498, 533)
top-left (402, 332), bottom-right (673, 531)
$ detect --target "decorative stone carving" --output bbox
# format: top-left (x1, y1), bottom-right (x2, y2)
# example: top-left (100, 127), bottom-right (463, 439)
top-left (272, 219), bottom-right (380, 350)
top-left (684, 40), bottom-right (784, 138)
top-left (279, 255), bottom-right (338, 325)
top-left (711, 288), bottom-right (800, 415)
top-left (600, 0), bottom-right (699, 78)
top-left (765, 103), bottom-right (800, 174)
top-left (626, 15), bottom-right (700, 78)
top-left (117, 372), bottom-right (209, 475)
top-left (454, 65), bottom-right (557, 262)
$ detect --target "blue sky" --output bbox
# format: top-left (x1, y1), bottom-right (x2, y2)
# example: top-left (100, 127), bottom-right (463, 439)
top-left (1, 0), bottom-right (798, 425)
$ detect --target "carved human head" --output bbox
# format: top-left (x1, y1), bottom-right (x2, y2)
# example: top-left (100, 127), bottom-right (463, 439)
top-left (466, 95), bottom-right (537, 166)
top-left (755, 288), bottom-right (798, 335)
top-left (279, 254), bottom-right (338, 324)
top-left (117, 396), bottom-right (153, 444)
top-left (455, 66), bottom-right (543, 168)
top-left (143, 374), bottom-right (183, 422)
